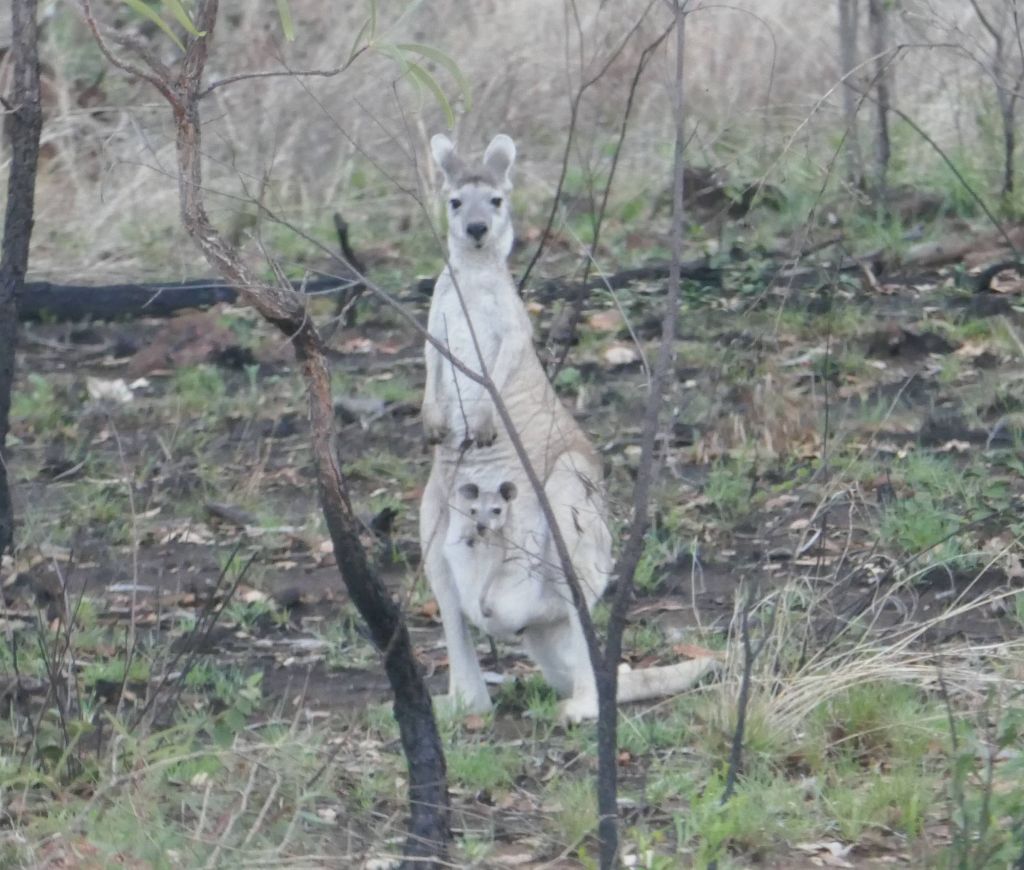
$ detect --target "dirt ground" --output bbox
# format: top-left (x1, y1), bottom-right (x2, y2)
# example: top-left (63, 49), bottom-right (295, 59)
top-left (5, 260), bottom-right (1024, 867)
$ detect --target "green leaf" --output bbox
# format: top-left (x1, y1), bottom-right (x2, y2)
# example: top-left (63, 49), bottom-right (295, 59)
top-left (120, 0), bottom-right (185, 51)
top-left (406, 61), bottom-right (455, 128)
top-left (347, 16), bottom-right (372, 64)
top-left (396, 42), bottom-right (472, 112)
top-left (377, 42), bottom-right (410, 75)
top-left (276, 0), bottom-right (296, 41)
top-left (161, 0), bottom-right (204, 36)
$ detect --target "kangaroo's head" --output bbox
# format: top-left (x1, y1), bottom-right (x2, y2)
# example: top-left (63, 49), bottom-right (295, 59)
top-left (456, 480), bottom-right (517, 539)
top-left (431, 133), bottom-right (516, 260)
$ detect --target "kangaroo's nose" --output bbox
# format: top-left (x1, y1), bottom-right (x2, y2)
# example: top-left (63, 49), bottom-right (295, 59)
top-left (476, 523), bottom-right (486, 535)
top-left (466, 222), bottom-right (487, 241)
top-left (480, 602), bottom-right (493, 618)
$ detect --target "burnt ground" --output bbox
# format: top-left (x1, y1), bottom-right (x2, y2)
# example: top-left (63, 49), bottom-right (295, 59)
top-left (4, 263), bottom-right (1024, 867)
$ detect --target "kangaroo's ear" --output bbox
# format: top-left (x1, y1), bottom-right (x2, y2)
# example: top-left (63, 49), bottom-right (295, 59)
top-left (483, 134), bottom-right (516, 191)
top-left (431, 134), bottom-right (464, 188)
top-left (458, 482), bottom-right (479, 500)
top-left (498, 481), bottom-right (517, 502)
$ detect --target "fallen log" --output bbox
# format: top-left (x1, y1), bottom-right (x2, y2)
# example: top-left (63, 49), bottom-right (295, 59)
top-left (16, 275), bottom-right (347, 321)
top-left (18, 210), bottom-right (364, 323)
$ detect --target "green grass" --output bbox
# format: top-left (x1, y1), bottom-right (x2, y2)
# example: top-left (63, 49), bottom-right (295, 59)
top-left (704, 458), bottom-right (756, 523)
top-left (447, 743), bottom-right (520, 792)
top-left (10, 373), bottom-right (67, 435)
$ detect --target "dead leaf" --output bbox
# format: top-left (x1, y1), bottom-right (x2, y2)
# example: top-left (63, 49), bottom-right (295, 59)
top-left (86, 376), bottom-right (134, 404)
top-left (602, 343), bottom-right (640, 367)
top-left (587, 310), bottom-right (624, 332)
top-left (338, 336), bottom-right (375, 354)
top-left (990, 270), bottom-right (1024, 294)
top-left (463, 714), bottom-right (487, 732)
top-left (672, 642), bottom-right (725, 661)
top-left (795, 841), bottom-right (854, 868)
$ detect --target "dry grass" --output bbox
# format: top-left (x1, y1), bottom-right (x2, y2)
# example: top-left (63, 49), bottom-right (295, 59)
top-left (0, 0), bottom-right (1009, 284)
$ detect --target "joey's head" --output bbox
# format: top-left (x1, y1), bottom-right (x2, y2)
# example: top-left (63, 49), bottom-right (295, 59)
top-left (456, 480), bottom-right (517, 540)
top-left (431, 133), bottom-right (516, 260)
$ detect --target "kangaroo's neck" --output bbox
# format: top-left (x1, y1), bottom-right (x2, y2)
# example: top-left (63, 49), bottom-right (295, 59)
top-left (442, 253), bottom-right (517, 306)
top-left (444, 221), bottom-right (515, 274)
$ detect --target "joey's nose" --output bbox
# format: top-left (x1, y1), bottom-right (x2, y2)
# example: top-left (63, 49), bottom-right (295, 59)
top-left (466, 222), bottom-right (487, 241)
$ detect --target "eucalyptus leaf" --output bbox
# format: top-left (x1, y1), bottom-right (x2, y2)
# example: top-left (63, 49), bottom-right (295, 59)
top-left (275, 0), bottom-right (296, 41)
top-left (406, 61), bottom-right (455, 128)
top-left (120, 0), bottom-right (185, 52)
top-left (396, 42), bottom-right (472, 111)
top-left (161, 0), bottom-right (204, 37)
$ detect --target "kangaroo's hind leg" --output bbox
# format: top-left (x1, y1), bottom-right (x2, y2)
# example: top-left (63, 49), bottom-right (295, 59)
top-left (518, 450), bottom-right (612, 722)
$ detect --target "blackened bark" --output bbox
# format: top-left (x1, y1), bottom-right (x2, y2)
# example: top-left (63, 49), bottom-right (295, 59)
top-left (1003, 106), bottom-right (1016, 196)
top-left (837, 0), bottom-right (864, 186)
top-left (867, 0), bottom-right (892, 199)
top-left (0, 0), bottom-right (43, 554)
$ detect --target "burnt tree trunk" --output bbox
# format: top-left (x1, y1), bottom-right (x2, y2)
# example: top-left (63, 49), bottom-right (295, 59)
top-left (867, 0), bottom-right (892, 199)
top-left (837, 0), bottom-right (864, 186)
top-left (0, 0), bottom-right (43, 554)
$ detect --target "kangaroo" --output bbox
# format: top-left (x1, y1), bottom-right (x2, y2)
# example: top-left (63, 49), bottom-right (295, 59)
top-left (419, 134), bottom-right (716, 722)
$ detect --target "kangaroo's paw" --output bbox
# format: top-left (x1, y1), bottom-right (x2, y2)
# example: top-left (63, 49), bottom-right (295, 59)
top-left (433, 690), bottom-right (493, 719)
top-left (469, 415), bottom-right (497, 448)
top-left (422, 409), bottom-right (450, 445)
top-left (557, 693), bottom-right (598, 725)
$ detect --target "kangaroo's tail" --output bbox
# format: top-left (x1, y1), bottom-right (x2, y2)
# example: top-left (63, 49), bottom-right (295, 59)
top-left (616, 657), bottom-right (720, 704)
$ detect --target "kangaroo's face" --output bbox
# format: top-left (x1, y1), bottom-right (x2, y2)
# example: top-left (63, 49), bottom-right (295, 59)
top-left (455, 480), bottom-right (517, 539)
top-left (431, 134), bottom-right (516, 259)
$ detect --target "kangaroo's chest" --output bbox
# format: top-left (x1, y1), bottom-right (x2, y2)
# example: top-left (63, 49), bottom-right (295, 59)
top-left (432, 297), bottom-right (504, 369)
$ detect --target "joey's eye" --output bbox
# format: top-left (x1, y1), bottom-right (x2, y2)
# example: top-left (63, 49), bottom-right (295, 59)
top-left (450, 198), bottom-right (462, 210)
top-left (492, 507), bottom-right (501, 515)
top-left (490, 197), bottom-right (503, 208)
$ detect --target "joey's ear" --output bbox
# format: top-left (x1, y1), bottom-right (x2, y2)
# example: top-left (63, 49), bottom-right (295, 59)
top-left (431, 134), bottom-right (464, 188)
top-left (458, 482), bottom-right (479, 500)
top-left (498, 481), bottom-right (517, 502)
top-left (483, 134), bottom-right (516, 190)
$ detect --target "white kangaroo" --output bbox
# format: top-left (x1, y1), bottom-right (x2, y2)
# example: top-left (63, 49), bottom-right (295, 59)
top-left (419, 134), bottom-right (716, 722)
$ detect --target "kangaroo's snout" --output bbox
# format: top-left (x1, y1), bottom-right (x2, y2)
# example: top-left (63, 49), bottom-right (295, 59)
top-left (480, 601), bottom-right (493, 618)
top-left (476, 523), bottom-right (487, 535)
top-left (466, 222), bottom-right (488, 242)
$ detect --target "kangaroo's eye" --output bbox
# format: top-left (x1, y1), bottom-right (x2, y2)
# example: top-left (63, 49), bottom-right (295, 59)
top-left (469, 507), bottom-right (477, 516)
top-left (450, 198), bottom-right (462, 210)
top-left (490, 197), bottom-right (503, 208)
top-left (492, 507), bottom-right (501, 515)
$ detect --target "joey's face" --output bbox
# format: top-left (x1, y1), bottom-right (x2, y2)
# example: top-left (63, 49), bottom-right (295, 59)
top-left (455, 480), bottom-right (517, 539)
top-left (431, 133), bottom-right (517, 259)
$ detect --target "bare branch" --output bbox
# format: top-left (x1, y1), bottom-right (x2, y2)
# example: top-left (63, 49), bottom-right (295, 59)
top-left (78, 0), bottom-right (181, 110)
top-left (519, 0), bottom-right (661, 291)
top-left (198, 49), bottom-right (370, 99)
